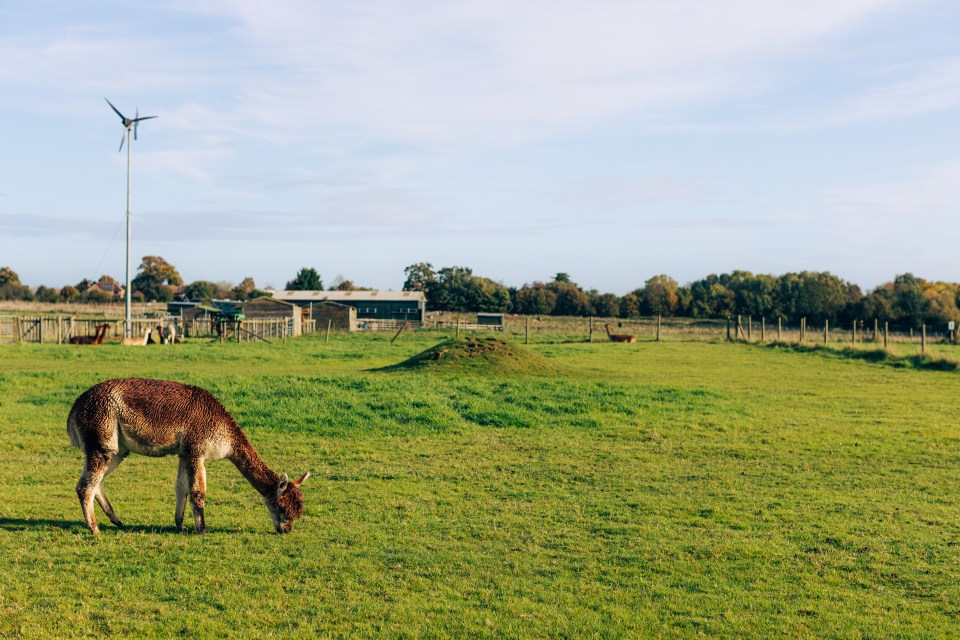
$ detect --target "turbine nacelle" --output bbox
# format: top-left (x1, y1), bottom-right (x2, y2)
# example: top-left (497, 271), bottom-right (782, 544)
top-left (105, 98), bottom-right (157, 151)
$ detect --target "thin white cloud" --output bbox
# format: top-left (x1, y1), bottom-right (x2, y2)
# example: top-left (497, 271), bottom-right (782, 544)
top-left (752, 56), bottom-right (960, 131)
top-left (829, 57), bottom-right (960, 123)
top-left (160, 0), bottom-right (910, 147)
top-left (826, 157), bottom-right (960, 219)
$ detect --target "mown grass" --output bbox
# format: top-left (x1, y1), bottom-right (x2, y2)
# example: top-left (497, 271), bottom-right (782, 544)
top-left (1, 333), bottom-right (959, 637)
top-left (763, 340), bottom-right (960, 372)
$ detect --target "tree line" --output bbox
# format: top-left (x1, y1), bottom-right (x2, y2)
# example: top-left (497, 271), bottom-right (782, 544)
top-left (402, 263), bottom-right (960, 331)
top-left (3, 260), bottom-right (958, 330)
top-left (0, 262), bottom-right (371, 306)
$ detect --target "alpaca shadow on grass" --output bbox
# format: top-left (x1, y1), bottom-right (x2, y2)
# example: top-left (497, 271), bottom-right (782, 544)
top-left (0, 518), bottom-right (240, 535)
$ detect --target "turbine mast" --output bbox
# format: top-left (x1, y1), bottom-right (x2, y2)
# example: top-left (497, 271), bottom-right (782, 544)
top-left (125, 124), bottom-right (132, 338)
top-left (105, 99), bottom-right (156, 338)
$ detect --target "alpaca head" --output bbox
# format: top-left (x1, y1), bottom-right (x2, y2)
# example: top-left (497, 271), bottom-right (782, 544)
top-left (265, 472), bottom-right (310, 534)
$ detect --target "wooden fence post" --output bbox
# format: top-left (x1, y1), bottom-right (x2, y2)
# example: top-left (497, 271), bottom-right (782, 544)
top-left (589, 316), bottom-right (593, 343)
top-left (884, 322), bottom-right (888, 350)
top-left (777, 317), bottom-right (781, 342)
top-left (761, 317), bottom-right (765, 342)
top-left (326, 319), bottom-right (332, 344)
top-left (874, 318), bottom-right (879, 342)
top-left (922, 324), bottom-right (926, 354)
top-left (525, 316), bottom-right (529, 345)
top-left (736, 315), bottom-right (743, 341)
top-left (824, 320), bottom-right (829, 345)
top-left (726, 317), bottom-right (731, 342)
top-left (656, 315), bottom-right (661, 342)
top-left (747, 316), bottom-right (752, 341)
top-left (456, 319), bottom-right (460, 339)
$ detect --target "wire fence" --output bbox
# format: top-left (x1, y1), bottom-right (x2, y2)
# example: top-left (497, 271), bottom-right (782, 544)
top-left (2, 312), bottom-right (957, 358)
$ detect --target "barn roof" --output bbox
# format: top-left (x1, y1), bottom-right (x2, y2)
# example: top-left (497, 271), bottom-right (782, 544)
top-left (270, 290), bottom-right (426, 303)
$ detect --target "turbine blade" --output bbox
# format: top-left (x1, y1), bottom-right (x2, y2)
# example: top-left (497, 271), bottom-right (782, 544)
top-left (105, 98), bottom-right (125, 121)
top-left (131, 115), bottom-right (158, 122)
top-left (118, 128), bottom-right (126, 152)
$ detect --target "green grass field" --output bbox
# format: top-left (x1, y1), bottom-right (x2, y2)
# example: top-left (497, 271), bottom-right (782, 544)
top-left (1, 332), bottom-right (958, 638)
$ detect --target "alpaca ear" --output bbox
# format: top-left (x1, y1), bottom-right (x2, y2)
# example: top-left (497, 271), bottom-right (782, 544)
top-left (277, 473), bottom-right (289, 494)
top-left (293, 472), bottom-right (310, 487)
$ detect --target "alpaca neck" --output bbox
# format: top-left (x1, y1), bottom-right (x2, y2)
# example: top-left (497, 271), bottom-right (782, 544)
top-left (229, 436), bottom-right (279, 497)
top-left (605, 324), bottom-right (613, 336)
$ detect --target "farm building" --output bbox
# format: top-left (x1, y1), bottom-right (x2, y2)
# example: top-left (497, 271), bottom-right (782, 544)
top-left (240, 297), bottom-right (303, 336)
top-left (310, 301), bottom-right (357, 332)
top-left (271, 290), bottom-right (426, 323)
top-left (168, 298), bottom-right (303, 336)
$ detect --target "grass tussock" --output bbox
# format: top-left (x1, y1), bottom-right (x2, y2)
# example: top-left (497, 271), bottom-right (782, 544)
top-left (376, 336), bottom-right (563, 375)
top-left (765, 341), bottom-right (960, 371)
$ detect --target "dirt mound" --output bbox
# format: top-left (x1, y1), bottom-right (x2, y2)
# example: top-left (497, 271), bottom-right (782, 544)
top-left (380, 337), bottom-right (561, 375)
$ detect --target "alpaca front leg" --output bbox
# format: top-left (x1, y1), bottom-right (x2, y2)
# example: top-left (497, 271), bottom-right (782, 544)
top-left (186, 457), bottom-right (208, 533)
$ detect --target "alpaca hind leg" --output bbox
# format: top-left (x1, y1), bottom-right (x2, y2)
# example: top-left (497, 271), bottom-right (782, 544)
top-left (175, 457), bottom-right (189, 531)
top-left (95, 451), bottom-right (128, 528)
top-left (76, 452), bottom-right (111, 534)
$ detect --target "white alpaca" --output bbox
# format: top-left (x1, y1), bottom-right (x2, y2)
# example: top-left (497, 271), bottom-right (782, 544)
top-left (121, 328), bottom-right (151, 346)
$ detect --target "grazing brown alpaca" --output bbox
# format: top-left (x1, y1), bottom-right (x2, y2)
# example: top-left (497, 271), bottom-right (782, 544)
top-left (605, 323), bottom-right (636, 343)
top-left (69, 323), bottom-right (110, 345)
top-left (67, 378), bottom-right (309, 534)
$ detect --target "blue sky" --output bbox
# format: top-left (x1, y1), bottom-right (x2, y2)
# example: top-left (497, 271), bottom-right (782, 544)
top-left (2, 0), bottom-right (958, 294)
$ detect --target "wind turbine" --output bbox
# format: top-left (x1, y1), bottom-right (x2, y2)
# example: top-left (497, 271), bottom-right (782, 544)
top-left (105, 98), bottom-right (157, 338)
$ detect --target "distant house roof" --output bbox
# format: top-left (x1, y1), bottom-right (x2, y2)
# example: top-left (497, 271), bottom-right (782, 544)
top-left (270, 290), bottom-right (426, 303)
top-left (88, 282), bottom-right (125, 297)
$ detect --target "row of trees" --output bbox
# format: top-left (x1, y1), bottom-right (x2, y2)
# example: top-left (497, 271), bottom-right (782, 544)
top-left (403, 263), bottom-right (960, 330)
top-left (0, 261), bottom-right (376, 305)
top-left (4, 260), bottom-right (959, 330)
top-left (0, 259), bottom-right (269, 304)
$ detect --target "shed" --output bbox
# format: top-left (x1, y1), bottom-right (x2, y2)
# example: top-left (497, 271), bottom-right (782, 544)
top-left (477, 313), bottom-right (505, 326)
top-left (175, 303), bottom-right (220, 322)
top-left (240, 297), bottom-right (303, 336)
top-left (310, 301), bottom-right (356, 332)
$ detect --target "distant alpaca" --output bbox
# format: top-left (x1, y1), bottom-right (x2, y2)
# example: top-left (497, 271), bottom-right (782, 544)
top-left (66, 378), bottom-right (309, 534)
top-left (159, 323), bottom-right (177, 344)
top-left (94, 325), bottom-right (110, 345)
top-left (70, 323), bottom-right (110, 345)
top-left (605, 323), bottom-right (636, 343)
top-left (121, 328), bottom-right (151, 346)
